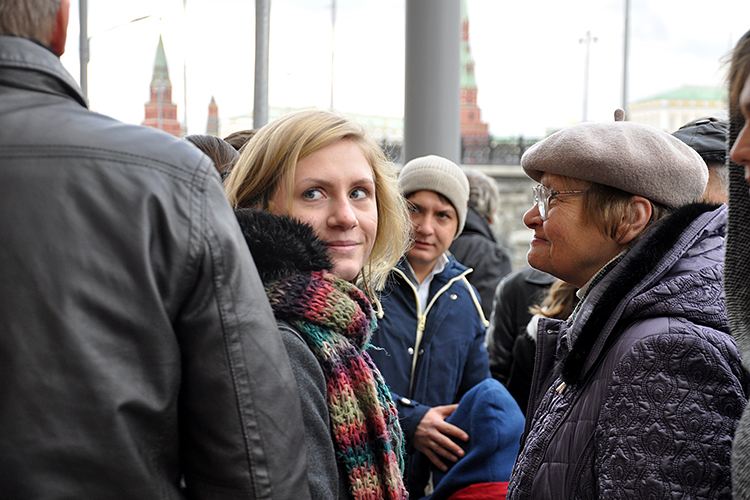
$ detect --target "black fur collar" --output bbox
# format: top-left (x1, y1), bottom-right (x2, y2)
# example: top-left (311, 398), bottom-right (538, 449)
top-left (234, 209), bottom-right (332, 284)
top-left (560, 202), bottom-right (720, 385)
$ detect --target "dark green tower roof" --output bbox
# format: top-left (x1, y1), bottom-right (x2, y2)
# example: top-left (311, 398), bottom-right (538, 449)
top-left (460, 0), bottom-right (476, 89)
top-left (150, 35), bottom-right (171, 87)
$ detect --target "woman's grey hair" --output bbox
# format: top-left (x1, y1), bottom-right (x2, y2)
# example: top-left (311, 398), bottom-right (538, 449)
top-left (0, 0), bottom-right (60, 44)
top-left (464, 168), bottom-right (500, 222)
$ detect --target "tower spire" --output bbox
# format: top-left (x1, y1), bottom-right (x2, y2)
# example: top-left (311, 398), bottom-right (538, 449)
top-left (141, 35), bottom-right (182, 137)
top-left (460, 0), bottom-right (489, 161)
top-left (151, 35), bottom-right (171, 87)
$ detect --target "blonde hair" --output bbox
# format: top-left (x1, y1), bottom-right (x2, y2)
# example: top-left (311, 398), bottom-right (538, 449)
top-left (529, 279), bottom-right (577, 319)
top-left (581, 181), bottom-right (671, 246)
top-left (225, 109), bottom-right (410, 296)
top-left (543, 173), bottom-right (671, 247)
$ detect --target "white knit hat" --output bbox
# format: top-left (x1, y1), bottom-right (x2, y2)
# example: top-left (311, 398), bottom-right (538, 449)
top-left (398, 155), bottom-right (470, 237)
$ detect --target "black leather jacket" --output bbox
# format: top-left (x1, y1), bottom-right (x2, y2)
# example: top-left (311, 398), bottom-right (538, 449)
top-left (0, 36), bottom-right (309, 499)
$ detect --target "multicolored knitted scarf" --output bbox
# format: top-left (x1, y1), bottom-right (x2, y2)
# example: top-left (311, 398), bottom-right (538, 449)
top-left (266, 269), bottom-right (408, 500)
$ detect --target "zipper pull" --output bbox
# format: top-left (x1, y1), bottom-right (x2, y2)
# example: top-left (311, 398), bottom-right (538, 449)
top-left (418, 315), bottom-right (426, 333)
top-left (556, 382), bottom-right (566, 394)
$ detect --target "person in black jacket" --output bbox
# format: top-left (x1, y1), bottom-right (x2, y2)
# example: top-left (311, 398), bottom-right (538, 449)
top-left (0, 2), bottom-right (309, 497)
top-left (449, 169), bottom-right (512, 317)
top-left (485, 266), bottom-right (555, 391)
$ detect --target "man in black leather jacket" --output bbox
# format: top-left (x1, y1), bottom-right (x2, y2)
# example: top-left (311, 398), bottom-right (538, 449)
top-left (0, 1), bottom-right (309, 498)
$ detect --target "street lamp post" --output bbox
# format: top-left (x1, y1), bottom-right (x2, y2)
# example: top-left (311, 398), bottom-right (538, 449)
top-left (183, 0), bottom-right (188, 135)
top-left (330, 0), bottom-right (336, 110)
top-left (622, 0), bottom-right (631, 119)
top-left (253, 0), bottom-right (270, 128)
top-left (79, 0), bottom-right (88, 101)
top-left (79, 0), bottom-right (152, 103)
top-left (579, 30), bottom-right (597, 122)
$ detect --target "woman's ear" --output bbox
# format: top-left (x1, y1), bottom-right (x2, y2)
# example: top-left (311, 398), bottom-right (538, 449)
top-left (616, 196), bottom-right (652, 245)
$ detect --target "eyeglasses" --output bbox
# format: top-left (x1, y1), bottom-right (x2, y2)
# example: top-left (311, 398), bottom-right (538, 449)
top-left (532, 184), bottom-right (587, 220)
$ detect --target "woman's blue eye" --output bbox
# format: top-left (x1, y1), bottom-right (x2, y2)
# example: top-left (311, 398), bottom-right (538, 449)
top-left (350, 188), bottom-right (368, 199)
top-left (303, 189), bottom-right (324, 200)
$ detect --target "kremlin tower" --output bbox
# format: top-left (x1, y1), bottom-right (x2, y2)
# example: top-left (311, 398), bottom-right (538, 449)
top-left (460, 1), bottom-right (489, 156)
top-left (206, 96), bottom-right (219, 136)
top-left (142, 36), bottom-right (182, 137)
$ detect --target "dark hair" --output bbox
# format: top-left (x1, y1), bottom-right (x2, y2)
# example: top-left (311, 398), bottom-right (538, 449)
top-left (729, 31), bottom-right (750, 134)
top-left (185, 134), bottom-right (239, 174)
top-left (223, 129), bottom-right (258, 152)
top-left (405, 191), bottom-right (456, 212)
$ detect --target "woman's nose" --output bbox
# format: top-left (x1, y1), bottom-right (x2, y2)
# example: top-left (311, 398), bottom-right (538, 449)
top-left (523, 204), bottom-right (541, 229)
top-left (328, 198), bottom-right (358, 229)
top-left (413, 215), bottom-right (432, 235)
top-left (730, 121), bottom-right (750, 173)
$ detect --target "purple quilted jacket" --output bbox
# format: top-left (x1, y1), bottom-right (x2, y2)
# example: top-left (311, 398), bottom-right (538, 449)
top-left (508, 203), bottom-right (750, 499)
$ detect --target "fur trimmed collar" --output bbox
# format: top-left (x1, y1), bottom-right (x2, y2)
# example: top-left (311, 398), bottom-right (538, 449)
top-left (560, 202), bottom-right (722, 385)
top-left (234, 209), bottom-right (332, 284)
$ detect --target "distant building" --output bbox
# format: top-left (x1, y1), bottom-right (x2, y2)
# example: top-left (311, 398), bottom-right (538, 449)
top-left (460, 0), bottom-right (490, 164)
top-left (628, 86), bottom-right (727, 133)
top-left (141, 35), bottom-right (182, 137)
top-left (206, 96), bottom-right (219, 136)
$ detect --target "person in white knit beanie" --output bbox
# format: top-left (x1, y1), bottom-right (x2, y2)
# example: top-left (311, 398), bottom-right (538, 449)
top-left (369, 154), bottom-right (491, 497)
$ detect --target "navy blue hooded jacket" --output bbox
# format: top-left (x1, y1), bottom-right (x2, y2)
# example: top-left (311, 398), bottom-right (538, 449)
top-left (371, 256), bottom-right (490, 495)
top-left (426, 378), bottom-right (524, 500)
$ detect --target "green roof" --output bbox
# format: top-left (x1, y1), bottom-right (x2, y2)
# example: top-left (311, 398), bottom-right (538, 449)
top-left (460, 0), bottom-right (476, 89)
top-left (150, 35), bottom-right (171, 87)
top-left (638, 86), bottom-right (726, 103)
top-left (461, 43), bottom-right (476, 88)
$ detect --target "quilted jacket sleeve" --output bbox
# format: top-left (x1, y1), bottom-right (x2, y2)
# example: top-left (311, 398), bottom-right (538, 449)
top-left (596, 328), bottom-right (748, 499)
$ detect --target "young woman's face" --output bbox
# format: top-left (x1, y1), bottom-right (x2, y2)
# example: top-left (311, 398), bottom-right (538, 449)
top-left (522, 173), bottom-right (626, 289)
top-left (730, 73), bottom-right (750, 189)
top-left (405, 190), bottom-right (458, 273)
top-left (271, 139), bottom-right (378, 282)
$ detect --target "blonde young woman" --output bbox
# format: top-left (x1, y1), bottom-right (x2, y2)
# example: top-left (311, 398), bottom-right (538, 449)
top-left (224, 109), bottom-right (411, 500)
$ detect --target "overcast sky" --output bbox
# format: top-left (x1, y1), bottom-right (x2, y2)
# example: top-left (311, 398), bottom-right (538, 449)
top-left (60, 0), bottom-right (750, 138)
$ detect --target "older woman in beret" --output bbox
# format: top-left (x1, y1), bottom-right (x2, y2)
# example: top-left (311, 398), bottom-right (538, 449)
top-left (507, 111), bottom-right (750, 499)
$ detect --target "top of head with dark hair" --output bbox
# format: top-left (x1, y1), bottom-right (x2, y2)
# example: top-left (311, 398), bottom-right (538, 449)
top-left (185, 134), bottom-right (239, 173)
top-left (223, 129), bottom-right (258, 152)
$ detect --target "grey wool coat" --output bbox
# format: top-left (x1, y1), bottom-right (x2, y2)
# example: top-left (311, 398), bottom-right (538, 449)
top-left (508, 203), bottom-right (749, 499)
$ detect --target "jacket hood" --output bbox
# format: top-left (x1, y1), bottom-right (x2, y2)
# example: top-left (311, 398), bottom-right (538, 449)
top-left (460, 205), bottom-right (497, 241)
top-left (561, 202), bottom-right (727, 385)
top-left (234, 209), bottom-right (332, 284)
top-left (427, 379), bottom-right (523, 500)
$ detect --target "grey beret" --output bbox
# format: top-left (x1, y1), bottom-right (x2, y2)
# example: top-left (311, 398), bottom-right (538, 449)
top-left (399, 155), bottom-right (470, 237)
top-left (522, 118), bottom-right (708, 208)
